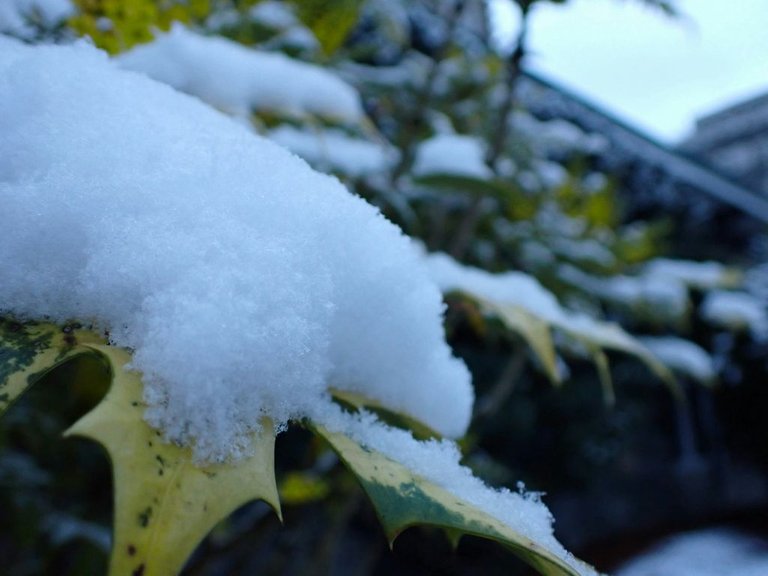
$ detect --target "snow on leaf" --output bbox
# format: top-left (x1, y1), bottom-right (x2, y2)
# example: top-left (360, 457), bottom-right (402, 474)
top-left (425, 252), bottom-right (676, 393)
top-left (639, 336), bottom-right (716, 385)
top-left (1, 41), bottom-right (472, 461)
top-left (329, 387), bottom-right (443, 440)
top-left (312, 423), bottom-right (593, 576)
top-left (559, 317), bottom-right (677, 395)
top-left (117, 24), bottom-right (363, 122)
top-left (65, 345), bottom-right (281, 576)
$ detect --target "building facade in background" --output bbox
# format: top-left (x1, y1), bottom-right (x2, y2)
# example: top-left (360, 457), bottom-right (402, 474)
top-left (681, 91), bottom-right (768, 197)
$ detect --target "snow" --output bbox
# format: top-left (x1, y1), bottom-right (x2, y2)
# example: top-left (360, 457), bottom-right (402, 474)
top-left (562, 258), bottom-right (743, 323)
top-left (267, 126), bottom-right (398, 177)
top-left (425, 252), bottom-right (565, 322)
top-left (616, 528), bottom-right (768, 576)
top-left (0, 41), bottom-right (472, 461)
top-left (549, 237), bottom-right (616, 267)
top-left (425, 251), bottom-right (620, 344)
top-left (117, 24), bottom-right (362, 123)
top-left (324, 408), bottom-right (596, 576)
top-left (509, 111), bottom-right (608, 156)
top-left (249, 0), bottom-right (298, 29)
top-left (701, 291), bottom-right (768, 338)
top-left (561, 265), bottom-right (690, 321)
top-left (639, 337), bottom-right (715, 383)
top-left (0, 0), bottom-right (72, 38)
top-left (413, 134), bottom-right (493, 179)
top-left (644, 258), bottom-right (738, 290)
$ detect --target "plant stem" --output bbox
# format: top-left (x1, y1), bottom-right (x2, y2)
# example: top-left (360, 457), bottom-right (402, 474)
top-left (390, 0), bottom-right (466, 184)
top-left (486, 3), bottom-right (531, 171)
top-left (473, 342), bottom-right (527, 421)
top-left (449, 2), bottom-right (532, 261)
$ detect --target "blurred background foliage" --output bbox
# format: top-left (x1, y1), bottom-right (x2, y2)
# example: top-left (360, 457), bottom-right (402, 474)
top-left (2, 0), bottom-right (768, 574)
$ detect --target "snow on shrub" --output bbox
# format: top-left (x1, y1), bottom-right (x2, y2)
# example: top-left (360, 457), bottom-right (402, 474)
top-left (0, 40), bottom-right (472, 461)
top-left (117, 24), bottom-right (363, 122)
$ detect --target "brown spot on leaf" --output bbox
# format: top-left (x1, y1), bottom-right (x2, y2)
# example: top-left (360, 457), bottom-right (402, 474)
top-left (132, 564), bottom-right (145, 576)
top-left (127, 544), bottom-right (136, 556)
top-left (138, 507), bottom-right (153, 528)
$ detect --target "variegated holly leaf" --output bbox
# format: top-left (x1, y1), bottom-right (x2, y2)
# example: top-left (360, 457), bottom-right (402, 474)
top-left (0, 318), bottom-right (103, 416)
top-left (65, 345), bottom-right (282, 576)
top-left (460, 295), bottom-right (677, 395)
top-left (312, 424), bottom-right (592, 576)
top-left (558, 319), bottom-right (679, 399)
top-left (329, 387), bottom-right (442, 440)
top-left (478, 300), bottom-right (561, 384)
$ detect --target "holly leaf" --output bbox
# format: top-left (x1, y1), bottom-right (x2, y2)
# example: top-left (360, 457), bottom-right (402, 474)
top-left (65, 345), bottom-right (282, 576)
top-left (329, 387), bottom-right (443, 440)
top-left (560, 320), bottom-right (679, 397)
top-left (312, 425), bottom-right (591, 576)
top-left (479, 300), bottom-right (561, 384)
top-left (0, 318), bottom-right (103, 416)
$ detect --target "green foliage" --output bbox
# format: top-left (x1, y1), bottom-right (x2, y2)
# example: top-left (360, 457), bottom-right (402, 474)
top-left (295, 0), bottom-right (364, 56)
top-left (69, 0), bottom-right (211, 53)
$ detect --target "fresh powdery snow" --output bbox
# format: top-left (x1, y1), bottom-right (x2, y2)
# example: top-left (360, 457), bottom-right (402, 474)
top-left (0, 40), bottom-right (472, 460)
top-left (117, 24), bottom-right (362, 122)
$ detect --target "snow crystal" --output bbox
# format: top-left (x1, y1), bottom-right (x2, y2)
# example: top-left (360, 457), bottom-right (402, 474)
top-left (639, 337), bottom-right (715, 383)
top-left (117, 24), bottom-right (362, 123)
top-left (701, 291), bottom-right (768, 339)
top-left (0, 41), bottom-right (472, 461)
top-left (267, 126), bottom-right (398, 177)
top-left (617, 528), bottom-right (768, 576)
top-left (413, 134), bottom-right (493, 179)
top-left (321, 408), bottom-right (596, 576)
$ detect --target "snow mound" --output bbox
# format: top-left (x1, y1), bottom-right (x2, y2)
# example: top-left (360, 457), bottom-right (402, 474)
top-left (0, 41), bottom-right (472, 461)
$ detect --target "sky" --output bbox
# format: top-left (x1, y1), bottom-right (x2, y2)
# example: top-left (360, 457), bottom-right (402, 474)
top-left (501, 0), bottom-right (768, 143)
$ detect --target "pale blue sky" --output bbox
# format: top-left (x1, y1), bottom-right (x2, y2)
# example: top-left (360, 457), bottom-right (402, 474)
top-left (515, 0), bottom-right (768, 142)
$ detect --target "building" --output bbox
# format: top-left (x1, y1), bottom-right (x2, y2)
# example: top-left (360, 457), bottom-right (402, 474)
top-left (681, 90), bottom-right (768, 197)
top-left (516, 71), bottom-right (768, 261)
